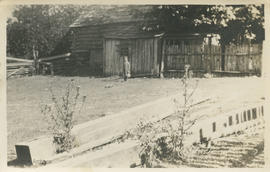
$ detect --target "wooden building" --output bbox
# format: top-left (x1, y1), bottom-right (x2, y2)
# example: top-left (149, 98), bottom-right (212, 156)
top-left (43, 5), bottom-right (262, 77)
top-left (68, 6), bottom-right (206, 77)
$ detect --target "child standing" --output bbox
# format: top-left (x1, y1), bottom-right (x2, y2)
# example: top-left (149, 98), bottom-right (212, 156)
top-left (248, 57), bottom-right (254, 76)
top-left (123, 56), bottom-right (131, 81)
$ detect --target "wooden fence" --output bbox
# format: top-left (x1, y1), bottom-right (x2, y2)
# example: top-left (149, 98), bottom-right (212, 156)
top-left (164, 39), bottom-right (204, 71)
top-left (208, 43), bottom-right (262, 73)
top-left (225, 43), bottom-right (261, 73)
top-left (6, 57), bottom-right (34, 79)
top-left (164, 40), bottom-right (262, 77)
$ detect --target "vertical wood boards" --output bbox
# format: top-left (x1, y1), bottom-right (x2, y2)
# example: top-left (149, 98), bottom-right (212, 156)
top-left (215, 43), bottom-right (262, 73)
top-left (103, 39), bottom-right (106, 75)
top-left (208, 45), bottom-right (221, 71)
top-left (137, 39), bottom-right (142, 74)
top-left (164, 38), bottom-right (204, 71)
top-left (141, 39), bottom-right (144, 74)
top-left (150, 39), bottom-right (154, 74)
top-left (163, 38), bottom-right (262, 75)
top-left (104, 38), bottom-right (158, 76)
top-left (160, 40), bottom-right (166, 78)
top-left (153, 38), bottom-right (159, 75)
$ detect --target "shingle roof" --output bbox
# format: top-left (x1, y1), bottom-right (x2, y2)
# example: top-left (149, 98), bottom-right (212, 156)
top-left (70, 5), bottom-right (154, 28)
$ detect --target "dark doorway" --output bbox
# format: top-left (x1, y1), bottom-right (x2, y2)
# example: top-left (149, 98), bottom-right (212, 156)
top-left (89, 48), bottom-right (103, 76)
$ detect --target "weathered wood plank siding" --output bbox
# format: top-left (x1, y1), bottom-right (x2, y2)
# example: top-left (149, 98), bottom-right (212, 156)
top-left (251, 44), bottom-right (262, 74)
top-left (212, 45), bottom-right (222, 71)
top-left (204, 44), bottom-right (222, 71)
top-left (164, 36), bottom-right (262, 77)
top-left (223, 43), bottom-right (262, 73)
top-left (104, 38), bottom-right (159, 76)
top-left (164, 38), bottom-right (204, 71)
top-left (70, 26), bottom-right (104, 75)
top-left (70, 22), bottom-right (159, 76)
top-left (71, 26), bottom-right (102, 51)
top-left (102, 22), bottom-right (153, 39)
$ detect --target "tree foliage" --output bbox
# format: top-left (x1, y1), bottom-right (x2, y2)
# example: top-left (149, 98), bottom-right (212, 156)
top-left (219, 5), bottom-right (264, 44)
top-left (7, 5), bottom-right (92, 58)
top-left (139, 5), bottom-right (264, 44)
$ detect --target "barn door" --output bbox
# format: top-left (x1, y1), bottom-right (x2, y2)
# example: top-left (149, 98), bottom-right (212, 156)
top-left (89, 48), bottom-right (103, 76)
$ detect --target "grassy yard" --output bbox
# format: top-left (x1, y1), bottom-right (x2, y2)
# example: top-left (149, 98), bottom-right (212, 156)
top-left (7, 76), bottom-right (180, 160)
top-left (7, 76), bottom-right (264, 160)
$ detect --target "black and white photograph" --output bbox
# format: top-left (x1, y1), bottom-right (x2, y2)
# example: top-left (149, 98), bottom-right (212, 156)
top-left (1, 2), bottom-right (269, 169)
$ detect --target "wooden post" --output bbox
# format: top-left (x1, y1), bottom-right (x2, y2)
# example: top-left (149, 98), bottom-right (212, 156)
top-left (200, 44), bottom-right (204, 72)
top-left (221, 43), bottom-right (225, 71)
top-left (160, 39), bottom-right (166, 78)
top-left (33, 45), bottom-right (39, 75)
top-left (33, 46), bottom-right (37, 74)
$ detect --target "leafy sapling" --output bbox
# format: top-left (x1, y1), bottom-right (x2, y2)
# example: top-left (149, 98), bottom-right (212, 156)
top-left (129, 64), bottom-right (200, 167)
top-left (41, 79), bottom-right (86, 153)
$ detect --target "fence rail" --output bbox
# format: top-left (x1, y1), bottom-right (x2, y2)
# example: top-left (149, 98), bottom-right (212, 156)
top-left (7, 57), bottom-right (34, 63)
top-left (6, 57), bottom-right (34, 79)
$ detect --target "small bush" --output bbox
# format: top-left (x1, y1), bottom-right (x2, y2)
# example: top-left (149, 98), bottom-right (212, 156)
top-left (41, 79), bottom-right (86, 153)
top-left (126, 65), bottom-right (200, 167)
top-left (136, 120), bottom-right (187, 167)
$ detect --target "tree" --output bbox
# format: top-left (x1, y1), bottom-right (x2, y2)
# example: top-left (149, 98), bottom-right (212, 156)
top-left (137, 5), bottom-right (264, 44)
top-left (219, 5), bottom-right (264, 44)
top-left (7, 5), bottom-right (93, 59)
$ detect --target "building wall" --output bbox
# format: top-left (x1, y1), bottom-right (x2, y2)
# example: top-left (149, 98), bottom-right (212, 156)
top-left (70, 22), bottom-right (159, 76)
top-left (101, 22), bottom-right (154, 39)
top-left (104, 38), bottom-right (160, 76)
top-left (71, 26), bottom-right (102, 51)
top-left (70, 26), bottom-right (103, 75)
top-left (71, 22), bottom-right (156, 53)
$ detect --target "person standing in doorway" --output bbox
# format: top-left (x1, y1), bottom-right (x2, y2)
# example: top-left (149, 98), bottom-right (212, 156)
top-left (123, 56), bottom-right (131, 81)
